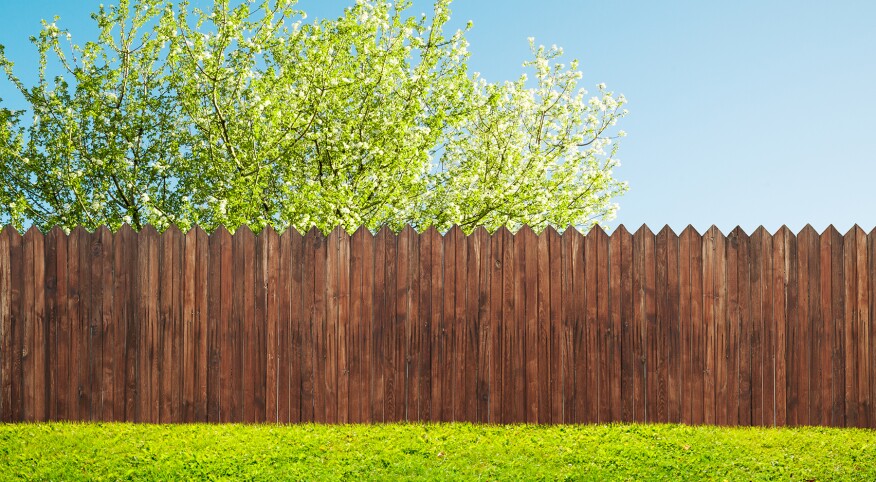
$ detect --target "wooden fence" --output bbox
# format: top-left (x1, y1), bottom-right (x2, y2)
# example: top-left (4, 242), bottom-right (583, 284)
top-left (0, 224), bottom-right (874, 426)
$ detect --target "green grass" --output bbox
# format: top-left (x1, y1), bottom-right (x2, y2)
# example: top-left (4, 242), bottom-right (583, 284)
top-left (1, 422), bottom-right (875, 481)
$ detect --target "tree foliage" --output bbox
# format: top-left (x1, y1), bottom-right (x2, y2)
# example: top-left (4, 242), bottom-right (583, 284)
top-left (0, 0), bottom-right (628, 233)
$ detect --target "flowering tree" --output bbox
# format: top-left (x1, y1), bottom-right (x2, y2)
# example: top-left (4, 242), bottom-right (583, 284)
top-left (0, 0), bottom-right (628, 233)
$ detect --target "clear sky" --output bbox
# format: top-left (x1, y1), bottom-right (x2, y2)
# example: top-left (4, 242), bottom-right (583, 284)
top-left (2, 0), bottom-right (874, 234)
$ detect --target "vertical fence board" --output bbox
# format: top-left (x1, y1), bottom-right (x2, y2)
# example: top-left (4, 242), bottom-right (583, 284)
top-left (595, 228), bottom-right (611, 423)
top-left (488, 228), bottom-right (504, 423)
top-left (828, 227), bottom-right (845, 427)
top-left (679, 228), bottom-right (693, 424)
top-left (855, 227), bottom-right (870, 428)
top-left (618, 227), bottom-right (634, 423)
top-left (473, 227), bottom-right (490, 423)
top-left (656, 228), bottom-right (670, 423)
top-left (522, 227), bottom-right (539, 423)
top-left (207, 228), bottom-right (221, 423)
top-left (632, 227), bottom-right (646, 423)
top-left (537, 229), bottom-right (551, 424)
top-left (570, 229), bottom-right (586, 423)
top-left (324, 228), bottom-right (339, 424)
top-left (183, 228), bottom-right (197, 423)
top-left (0, 229), bottom-right (13, 422)
top-left (419, 228), bottom-right (435, 423)
top-left (547, 228), bottom-right (563, 423)
top-left (22, 229), bottom-right (35, 422)
top-left (666, 230), bottom-right (683, 423)
top-left (115, 227), bottom-right (134, 422)
top-left (264, 228), bottom-right (279, 424)
top-left (737, 229), bottom-right (752, 426)
top-left (607, 229), bottom-right (623, 423)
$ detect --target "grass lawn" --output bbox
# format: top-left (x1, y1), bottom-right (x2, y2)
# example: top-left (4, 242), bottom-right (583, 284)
top-left (1, 422), bottom-right (875, 480)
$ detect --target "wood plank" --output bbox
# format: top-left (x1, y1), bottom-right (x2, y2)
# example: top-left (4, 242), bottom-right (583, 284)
top-left (608, 227), bottom-right (623, 423)
top-left (521, 226), bottom-right (538, 423)
top-left (471, 227), bottom-right (489, 423)
top-left (195, 227), bottom-right (209, 423)
top-left (337, 227), bottom-right (351, 423)
top-left (323, 227), bottom-right (339, 424)
top-left (21, 227), bottom-right (36, 422)
top-left (264, 227), bottom-right (279, 424)
top-left (568, 228), bottom-right (585, 423)
top-left (547, 227), bottom-right (564, 423)
top-left (618, 226), bottom-right (635, 423)
top-left (171, 226), bottom-right (185, 423)
top-left (702, 226), bottom-right (717, 425)
top-left (595, 227), bottom-right (611, 423)
top-left (726, 228), bottom-right (740, 426)
top-left (222, 226), bottom-right (244, 423)
top-left (631, 227), bottom-right (646, 423)
top-left (770, 226), bottom-right (797, 426)
top-left (313, 228), bottom-right (329, 423)
top-left (137, 226), bottom-right (157, 423)
top-left (393, 227), bottom-right (410, 422)
top-left (404, 226), bottom-right (422, 422)
top-left (419, 227), bottom-right (435, 422)
top-left (537, 228), bottom-right (551, 424)
top-left (359, 228), bottom-right (374, 423)
top-left (643, 227), bottom-right (657, 423)
top-left (0, 228), bottom-right (13, 422)
top-left (158, 228), bottom-right (173, 422)
top-left (727, 228), bottom-right (743, 427)
top-left (348, 227), bottom-right (364, 423)
top-left (44, 228), bottom-right (58, 421)
top-left (513, 227), bottom-right (527, 424)
top-left (52, 228), bottom-right (69, 421)
top-left (714, 227), bottom-right (728, 426)
top-left (488, 227), bottom-right (505, 423)
top-left (678, 227), bottom-right (694, 425)
top-left (854, 226), bottom-right (870, 428)
top-left (207, 227), bottom-right (222, 422)
top-left (805, 226), bottom-right (821, 426)
top-left (29, 228), bottom-right (47, 421)
top-left (301, 228), bottom-right (319, 422)
top-left (561, 227), bottom-right (577, 423)
top-left (371, 227), bottom-right (387, 422)
top-left (282, 228), bottom-right (303, 423)
top-left (9, 228), bottom-right (25, 422)
top-left (666, 227), bottom-right (681, 423)
top-left (655, 226), bottom-right (670, 423)
top-left (749, 228), bottom-right (767, 425)
top-left (736, 228), bottom-right (752, 426)
top-left (183, 228), bottom-right (197, 422)
top-left (115, 225), bottom-right (135, 422)
top-left (582, 228), bottom-right (597, 423)
top-left (501, 227), bottom-right (516, 423)
top-left (20, 228), bottom-right (35, 421)
top-left (18, 228), bottom-right (33, 422)
top-left (251, 227), bottom-right (267, 423)
top-left (462, 226), bottom-right (480, 423)
top-left (828, 226), bottom-right (845, 427)
top-left (689, 227), bottom-right (704, 425)
top-left (239, 226), bottom-right (257, 423)
top-left (817, 226), bottom-right (832, 426)
top-left (452, 226), bottom-right (468, 423)
top-left (792, 225), bottom-right (813, 427)
top-left (440, 227), bottom-right (455, 422)
top-left (470, 227), bottom-right (488, 423)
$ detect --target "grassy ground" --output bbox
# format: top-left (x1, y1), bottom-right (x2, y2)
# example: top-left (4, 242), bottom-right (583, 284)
top-left (1, 422), bottom-right (875, 480)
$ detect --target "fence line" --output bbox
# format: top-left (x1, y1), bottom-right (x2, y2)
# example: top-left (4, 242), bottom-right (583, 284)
top-left (0, 223), bottom-right (874, 426)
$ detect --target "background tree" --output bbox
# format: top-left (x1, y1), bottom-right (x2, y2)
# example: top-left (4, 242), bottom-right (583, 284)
top-left (0, 0), bottom-right (628, 233)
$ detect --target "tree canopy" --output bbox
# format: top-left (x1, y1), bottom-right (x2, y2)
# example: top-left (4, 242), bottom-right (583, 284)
top-left (0, 0), bottom-right (628, 233)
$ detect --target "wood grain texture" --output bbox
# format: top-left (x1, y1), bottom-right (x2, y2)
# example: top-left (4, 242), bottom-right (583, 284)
top-left (1, 223), bottom-right (874, 427)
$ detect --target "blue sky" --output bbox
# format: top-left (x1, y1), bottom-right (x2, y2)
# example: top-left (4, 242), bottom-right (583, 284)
top-left (1, 0), bottom-right (874, 234)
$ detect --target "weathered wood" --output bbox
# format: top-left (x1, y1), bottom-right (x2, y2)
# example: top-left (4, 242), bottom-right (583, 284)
top-left (854, 226), bottom-right (870, 428)
top-left (521, 226), bottom-right (538, 423)
top-left (0, 228), bottom-right (14, 422)
top-left (3, 223), bottom-right (876, 427)
top-left (537, 228), bottom-right (551, 424)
